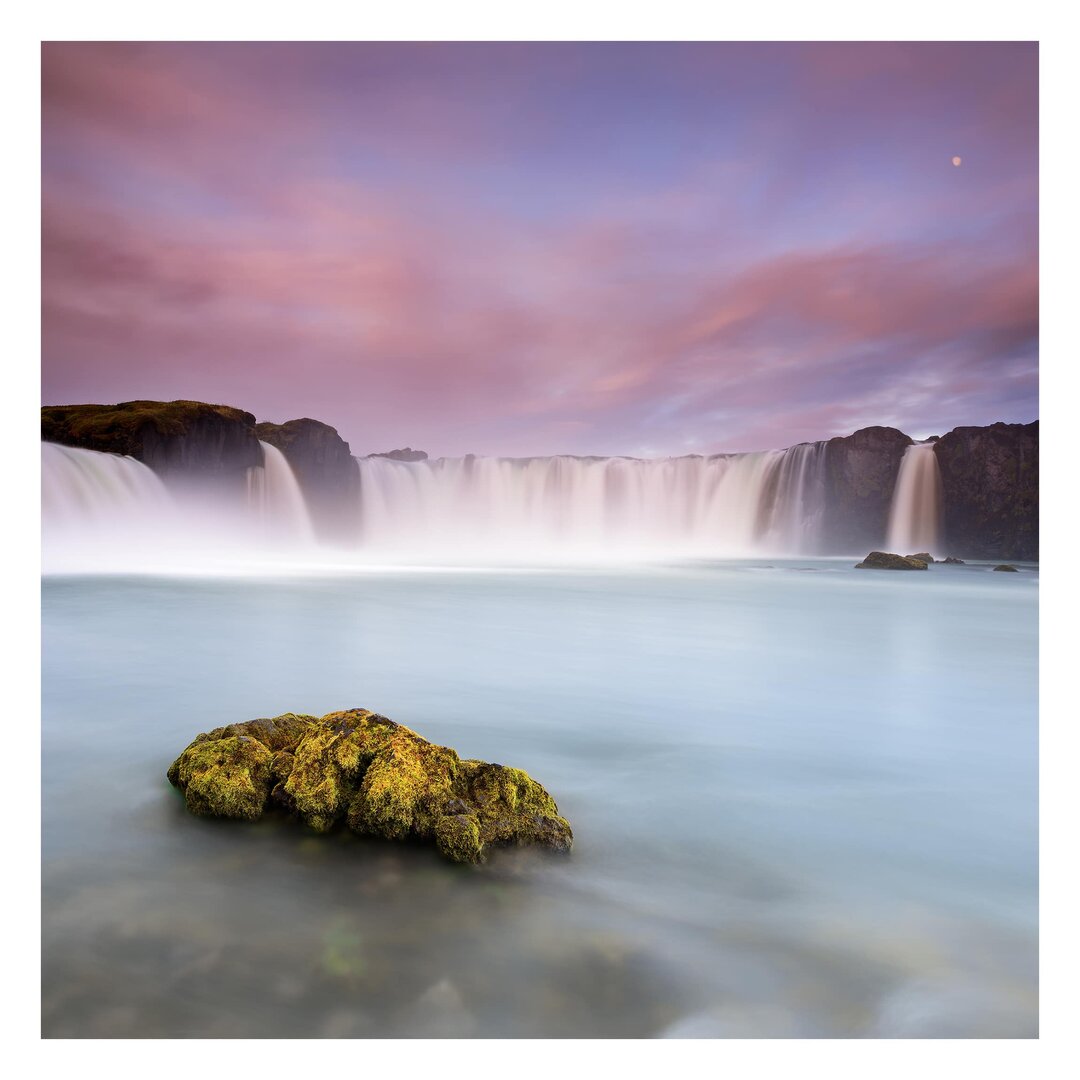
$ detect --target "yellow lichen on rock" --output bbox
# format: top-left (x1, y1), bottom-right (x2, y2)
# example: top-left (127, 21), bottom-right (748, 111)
top-left (167, 708), bottom-right (573, 863)
top-left (169, 735), bottom-right (274, 821)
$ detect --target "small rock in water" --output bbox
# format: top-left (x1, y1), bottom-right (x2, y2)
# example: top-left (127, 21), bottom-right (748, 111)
top-left (942, 556), bottom-right (965, 564)
top-left (905, 552), bottom-right (934, 564)
top-left (993, 564), bottom-right (1019, 572)
top-left (658, 1003), bottom-right (819, 1038)
top-left (871, 977), bottom-right (1036, 1038)
top-left (320, 1007), bottom-right (375, 1038)
top-left (402, 977), bottom-right (476, 1037)
top-left (854, 551), bottom-right (929, 571)
top-left (167, 708), bottom-right (573, 864)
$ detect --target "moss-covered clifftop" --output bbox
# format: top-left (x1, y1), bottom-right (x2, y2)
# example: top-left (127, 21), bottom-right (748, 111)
top-left (934, 421), bottom-right (1038, 560)
top-left (42, 400), bottom-right (261, 480)
top-left (822, 426), bottom-right (912, 552)
top-left (168, 709), bottom-right (574, 865)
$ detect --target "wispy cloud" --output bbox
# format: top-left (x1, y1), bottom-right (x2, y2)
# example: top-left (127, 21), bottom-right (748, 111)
top-left (42, 42), bottom-right (1038, 456)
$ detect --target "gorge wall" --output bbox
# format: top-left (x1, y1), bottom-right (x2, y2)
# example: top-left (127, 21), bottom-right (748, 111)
top-left (934, 421), bottom-right (1039, 561)
top-left (42, 400), bottom-right (359, 542)
top-left (40, 399), bottom-right (1039, 561)
top-left (41, 400), bottom-right (262, 485)
top-left (255, 418), bottom-right (360, 541)
top-left (822, 426), bottom-right (913, 553)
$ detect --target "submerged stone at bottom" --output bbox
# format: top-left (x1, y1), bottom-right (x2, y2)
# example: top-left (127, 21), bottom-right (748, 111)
top-left (167, 709), bottom-right (573, 864)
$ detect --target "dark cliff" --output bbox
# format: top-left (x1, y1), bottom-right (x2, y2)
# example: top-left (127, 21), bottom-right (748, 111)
top-left (39, 402), bottom-right (360, 531)
top-left (933, 421), bottom-right (1038, 561)
top-left (822, 426), bottom-right (912, 552)
top-left (255, 418), bottom-right (360, 541)
top-left (370, 447), bottom-right (429, 462)
top-left (41, 400), bottom-right (261, 487)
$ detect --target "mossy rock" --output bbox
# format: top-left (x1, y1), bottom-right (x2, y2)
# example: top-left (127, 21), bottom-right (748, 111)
top-left (166, 713), bottom-right (319, 821)
top-left (854, 551), bottom-right (929, 570)
top-left (167, 709), bottom-right (573, 864)
top-left (993, 564), bottom-right (1019, 572)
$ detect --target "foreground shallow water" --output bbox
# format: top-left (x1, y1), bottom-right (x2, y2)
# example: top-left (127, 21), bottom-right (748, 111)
top-left (41, 559), bottom-right (1038, 1037)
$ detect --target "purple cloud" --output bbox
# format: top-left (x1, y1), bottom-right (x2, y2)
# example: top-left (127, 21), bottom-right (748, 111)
top-left (42, 42), bottom-right (1038, 456)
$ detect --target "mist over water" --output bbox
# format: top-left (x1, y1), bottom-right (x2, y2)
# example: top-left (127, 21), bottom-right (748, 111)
top-left (42, 564), bottom-right (1038, 1037)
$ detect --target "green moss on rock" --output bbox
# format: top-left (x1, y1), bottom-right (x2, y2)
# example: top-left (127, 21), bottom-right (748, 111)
top-left (167, 713), bottom-right (319, 821)
top-left (167, 708), bottom-right (573, 864)
top-left (435, 814), bottom-right (484, 863)
top-left (169, 736), bottom-right (274, 821)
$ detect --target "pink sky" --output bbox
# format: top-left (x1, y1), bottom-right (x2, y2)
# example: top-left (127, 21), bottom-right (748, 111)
top-left (42, 42), bottom-right (1038, 457)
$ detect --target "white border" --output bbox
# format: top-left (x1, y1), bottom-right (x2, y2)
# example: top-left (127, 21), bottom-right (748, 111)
top-left (9, 2), bottom-right (1076, 1074)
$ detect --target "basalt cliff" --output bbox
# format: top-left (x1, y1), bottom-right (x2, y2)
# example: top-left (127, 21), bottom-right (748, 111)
top-left (41, 400), bottom-right (1038, 560)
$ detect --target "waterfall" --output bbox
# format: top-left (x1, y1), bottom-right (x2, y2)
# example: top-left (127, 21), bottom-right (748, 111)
top-left (42, 441), bottom-right (173, 528)
top-left (246, 441), bottom-right (316, 544)
top-left (42, 441), bottom-right (179, 572)
top-left (755, 441), bottom-right (829, 554)
top-left (43, 438), bottom-right (840, 568)
top-left (355, 443), bottom-right (831, 561)
top-left (886, 442), bottom-right (943, 553)
top-left (43, 440), bottom-right (318, 573)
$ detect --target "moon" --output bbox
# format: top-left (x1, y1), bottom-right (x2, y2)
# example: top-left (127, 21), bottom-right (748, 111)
top-left (952, 156), bottom-right (962, 167)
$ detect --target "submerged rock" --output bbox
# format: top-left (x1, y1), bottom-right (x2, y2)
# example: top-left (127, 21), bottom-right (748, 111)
top-left (168, 709), bottom-right (573, 864)
top-left (993, 564), bottom-right (1019, 572)
top-left (854, 551), bottom-right (929, 571)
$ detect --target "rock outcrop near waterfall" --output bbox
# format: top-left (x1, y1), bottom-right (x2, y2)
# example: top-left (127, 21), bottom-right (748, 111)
top-left (167, 709), bottom-right (574, 864)
top-left (822, 426), bottom-right (912, 552)
top-left (371, 447), bottom-right (429, 462)
top-left (855, 551), bottom-right (929, 570)
top-left (41, 401), bottom-right (360, 534)
top-left (41, 400), bottom-right (262, 486)
top-left (933, 421), bottom-right (1039, 560)
top-left (255, 418), bottom-right (360, 540)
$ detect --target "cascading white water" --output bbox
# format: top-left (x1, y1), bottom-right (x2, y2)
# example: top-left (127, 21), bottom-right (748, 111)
top-left (42, 441), bottom-right (179, 572)
top-left (886, 442), bottom-right (944, 553)
top-left (43, 438), bottom-right (835, 569)
top-left (42, 440), bottom-right (319, 573)
top-left (42, 441), bottom-right (174, 526)
top-left (755, 441), bottom-right (829, 554)
top-left (355, 443), bottom-right (831, 561)
top-left (246, 441), bottom-right (316, 544)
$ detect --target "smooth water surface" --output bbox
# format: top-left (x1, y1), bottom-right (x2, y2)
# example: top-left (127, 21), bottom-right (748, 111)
top-left (41, 560), bottom-right (1038, 1037)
